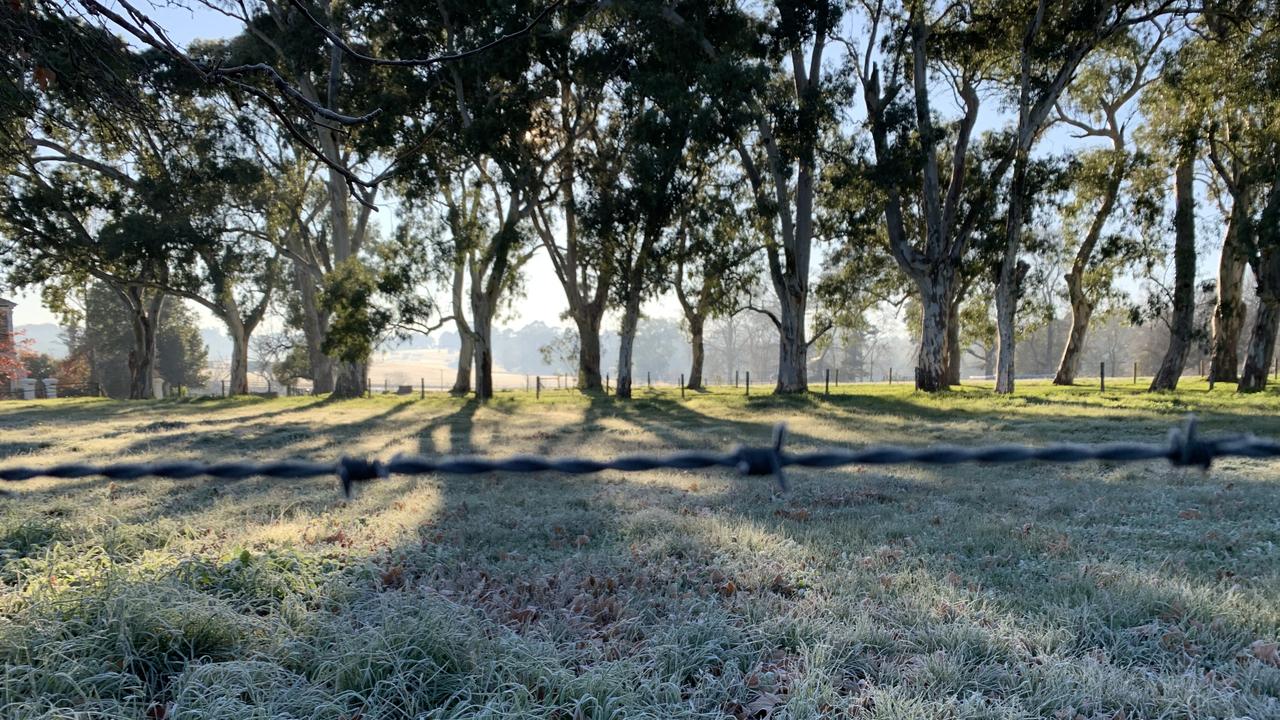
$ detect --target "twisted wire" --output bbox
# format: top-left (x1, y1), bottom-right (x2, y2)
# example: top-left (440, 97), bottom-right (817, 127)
top-left (0, 416), bottom-right (1276, 497)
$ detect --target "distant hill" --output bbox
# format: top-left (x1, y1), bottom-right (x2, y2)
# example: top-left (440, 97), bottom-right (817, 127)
top-left (13, 323), bottom-right (234, 361)
top-left (15, 323), bottom-right (66, 358)
top-left (200, 327), bottom-right (232, 360)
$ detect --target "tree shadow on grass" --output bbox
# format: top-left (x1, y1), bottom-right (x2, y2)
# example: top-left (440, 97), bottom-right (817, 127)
top-left (310, 422), bottom-right (1280, 718)
top-left (5, 393), bottom-right (1280, 717)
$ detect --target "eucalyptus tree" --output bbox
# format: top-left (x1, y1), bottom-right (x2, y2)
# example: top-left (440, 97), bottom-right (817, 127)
top-left (198, 0), bottom-right (427, 397)
top-left (589, 1), bottom-right (741, 400)
top-left (987, 0), bottom-right (1184, 394)
top-left (428, 159), bottom-right (537, 400)
top-left (855, 1), bottom-right (1004, 392)
top-left (1186, 5), bottom-right (1280, 392)
top-left (1050, 27), bottom-right (1168, 384)
top-left (1139, 16), bottom-right (1218, 392)
top-left (856, 1), bottom-right (1183, 394)
top-left (1221, 9), bottom-right (1280, 393)
top-left (521, 1), bottom-right (626, 393)
top-left (0, 49), bottom-right (263, 398)
top-left (8, 56), bottom-right (292, 398)
top-left (662, 0), bottom-right (847, 393)
top-left (1147, 135), bottom-right (1200, 391)
top-left (357, 0), bottom-right (553, 400)
top-left (673, 174), bottom-right (762, 391)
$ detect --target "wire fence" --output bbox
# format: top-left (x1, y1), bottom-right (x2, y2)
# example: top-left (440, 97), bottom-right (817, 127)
top-left (1, 416), bottom-right (1276, 499)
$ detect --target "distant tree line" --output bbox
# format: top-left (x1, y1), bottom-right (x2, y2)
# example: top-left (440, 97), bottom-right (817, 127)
top-left (2, 0), bottom-right (1278, 400)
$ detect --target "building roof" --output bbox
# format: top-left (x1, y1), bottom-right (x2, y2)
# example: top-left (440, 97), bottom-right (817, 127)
top-left (0, 298), bottom-right (15, 309)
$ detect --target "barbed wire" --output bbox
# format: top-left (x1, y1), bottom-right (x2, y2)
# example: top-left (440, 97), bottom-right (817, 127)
top-left (0, 416), bottom-right (1277, 498)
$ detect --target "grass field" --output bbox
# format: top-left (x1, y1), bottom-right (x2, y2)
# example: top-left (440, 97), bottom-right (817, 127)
top-left (1, 381), bottom-right (1279, 719)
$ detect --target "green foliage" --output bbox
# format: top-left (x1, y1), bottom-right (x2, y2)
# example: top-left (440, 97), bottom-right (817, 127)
top-left (320, 259), bottom-right (392, 365)
top-left (271, 344), bottom-right (313, 387)
top-left (20, 352), bottom-right (56, 379)
top-left (73, 282), bottom-right (209, 397)
top-left (156, 301), bottom-right (210, 389)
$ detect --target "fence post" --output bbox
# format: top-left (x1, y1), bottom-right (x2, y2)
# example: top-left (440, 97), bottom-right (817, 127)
top-left (735, 370), bottom-right (739, 388)
top-left (835, 368), bottom-right (839, 386)
top-left (606, 373), bottom-right (610, 394)
top-left (746, 371), bottom-right (750, 397)
top-left (825, 368), bottom-right (830, 396)
top-left (647, 371), bottom-right (651, 389)
top-left (221, 380), bottom-right (226, 398)
top-left (680, 373), bottom-right (685, 399)
top-left (889, 367), bottom-right (893, 384)
top-left (1100, 362), bottom-right (1106, 393)
top-left (536, 376), bottom-right (542, 400)
top-left (421, 378), bottom-right (425, 399)
top-left (1133, 362), bottom-right (1138, 385)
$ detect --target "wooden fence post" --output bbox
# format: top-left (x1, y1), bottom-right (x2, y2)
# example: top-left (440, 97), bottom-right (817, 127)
top-left (825, 368), bottom-right (830, 396)
top-left (536, 376), bottom-right (542, 400)
top-left (746, 371), bottom-right (750, 397)
top-left (421, 378), bottom-right (425, 399)
top-left (680, 373), bottom-right (685, 399)
top-left (1100, 362), bottom-right (1106, 393)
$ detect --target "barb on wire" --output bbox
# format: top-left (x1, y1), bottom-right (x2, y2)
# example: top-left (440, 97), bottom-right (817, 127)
top-left (1, 416), bottom-right (1277, 499)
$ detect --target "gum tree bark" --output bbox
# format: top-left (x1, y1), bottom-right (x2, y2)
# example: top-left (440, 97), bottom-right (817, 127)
top-left (614, 230), bottom-right (661, 400)
top-left (943, 274), bottom-right (977, 386)
top-left (530, 75), bottom-right (610, 392)
top-left (662, 2), bottom-right (835, 394)
top-left (294, 261), bottom-right (334, 394)
top-left (468, 216), bottom-right (528, 401)
top-left (1208, 200), bottom-right (1249, 384)
top-left (1238, 289), bottom-right (1279, 393)
top-left (860, 8), bottom-right (990, 393)
top-left (1238, 181), bottom-right (1280, 393)
top-left (1150, 141), bottom-right (1199, 391)
top-left (1204, 134), bottom-right (1255, 386)
top-left (1054, 160), bottom-right (1124, 384)
top-left (449, 259), bottom-right (473, 395)
top-left (686, 315), bottom-right (706, 391)
top-left (112, 285), bottom-right (165, 400)
top-left (451, 331), bottom-right (474, 395)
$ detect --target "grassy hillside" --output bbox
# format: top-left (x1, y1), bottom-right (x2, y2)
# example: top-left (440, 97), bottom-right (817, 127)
top-left (1, 381), bottom-right (1278, 718)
